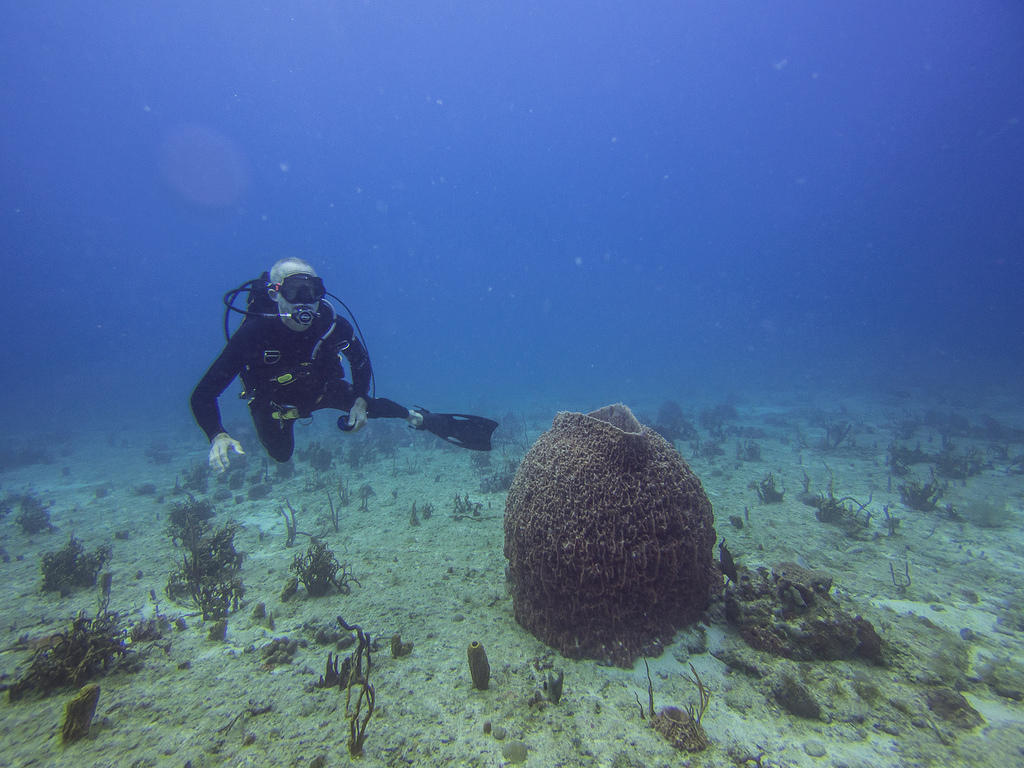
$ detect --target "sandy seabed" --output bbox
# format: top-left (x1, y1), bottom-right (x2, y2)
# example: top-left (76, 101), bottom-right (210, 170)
top-left (1, 393), bottom-right (1022, 768)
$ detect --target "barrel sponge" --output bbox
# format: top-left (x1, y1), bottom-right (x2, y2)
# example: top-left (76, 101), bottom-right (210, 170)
top-left (503, 404), bottom-right (717, 667)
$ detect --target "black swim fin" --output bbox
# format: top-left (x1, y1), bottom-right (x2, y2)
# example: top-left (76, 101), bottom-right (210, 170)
top-left (416, 408), bottom-right (498, 451)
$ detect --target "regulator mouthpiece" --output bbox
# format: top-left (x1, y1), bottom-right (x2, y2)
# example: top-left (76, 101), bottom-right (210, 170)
top-left (291, 305), bottom-right (316, 325)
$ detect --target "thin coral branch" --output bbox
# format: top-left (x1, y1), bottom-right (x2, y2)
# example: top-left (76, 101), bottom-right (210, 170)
top-left (278, 502), bottom-right (298, 547)
top-left (683, 662), bottom-right (710, 725)
top-left (338, 616), bottom-right (375, 757)
top-left (644, 658), bottom-right (655, 717)
top-left (348, 680), bottom-right (375, 756)
top-left (326, 489), bottom-right (338, 532)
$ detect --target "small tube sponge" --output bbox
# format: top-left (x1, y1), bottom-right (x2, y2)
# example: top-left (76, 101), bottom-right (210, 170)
top-left (61, 683), bottom-right (101, 743)
top-left (467, 641), bottom-right (490, 690)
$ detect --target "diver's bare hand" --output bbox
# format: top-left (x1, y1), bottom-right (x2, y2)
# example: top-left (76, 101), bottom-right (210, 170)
top-left (346, 397), bottom-right (369, 433)
top-left (209, 432), bottom-right (244, 473)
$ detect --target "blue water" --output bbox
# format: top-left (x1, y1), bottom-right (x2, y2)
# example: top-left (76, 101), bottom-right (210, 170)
top-left (3, 1), bottom-right (1023, 437)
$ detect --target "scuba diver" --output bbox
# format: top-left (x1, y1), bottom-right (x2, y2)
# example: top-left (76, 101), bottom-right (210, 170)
top-left (191, 257), bottom-right (497, 473)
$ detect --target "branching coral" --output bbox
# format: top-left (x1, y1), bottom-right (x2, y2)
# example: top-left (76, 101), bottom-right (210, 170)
top-left (12, 493), bottom-right (54, 534)
top-left (899, 471), bottom-right (945, 512)
top-left (166, 495), bottom-right (215, 546)
top-left (7, 610), bottom-right (127, 701)
top-left (41, 536), bottom-right (111, 595)
top-left (755, 472), bottom-right (785, 503)
top-left (290, 540), bottom-right (356, 597)
top-left (166, 521), bottom-right (244, 620)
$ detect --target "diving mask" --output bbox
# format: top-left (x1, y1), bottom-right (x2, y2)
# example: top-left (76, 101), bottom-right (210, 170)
top-left (271, 273), bottom-right (325, 304)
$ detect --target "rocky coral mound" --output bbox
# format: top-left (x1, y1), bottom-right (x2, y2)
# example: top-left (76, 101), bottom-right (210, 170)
top-left (725, 562), bottom-right (884, 664)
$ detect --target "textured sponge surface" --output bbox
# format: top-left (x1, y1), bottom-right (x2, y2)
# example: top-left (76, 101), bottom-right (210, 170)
top-left (503, 403), bottom-right (717, 667)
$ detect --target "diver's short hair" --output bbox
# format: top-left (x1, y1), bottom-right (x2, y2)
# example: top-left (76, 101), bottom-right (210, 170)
top-left (269, 257), bottom-right (317, 283)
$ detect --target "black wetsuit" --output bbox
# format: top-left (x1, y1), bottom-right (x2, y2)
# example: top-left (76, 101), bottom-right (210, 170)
top-left (190, 303), bottom-right (408, 462)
